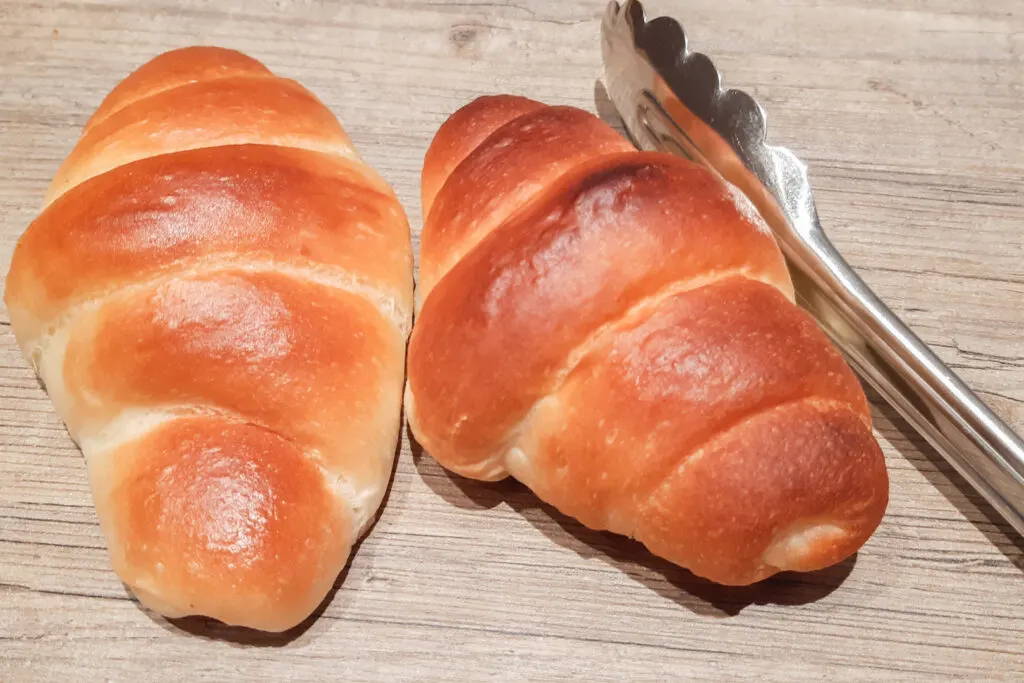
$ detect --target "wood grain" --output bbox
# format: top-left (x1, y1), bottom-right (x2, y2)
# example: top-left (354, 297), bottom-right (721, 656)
top-left (0, 0), bottom-right (1022, 680)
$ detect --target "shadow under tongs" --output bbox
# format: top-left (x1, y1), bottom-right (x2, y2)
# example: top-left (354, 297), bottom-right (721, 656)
top-left (409, 429), bottom-right (855, 618)
top-left (865, 385), bottom-right (1024, 572)
top-left (593, 79), bottom-right (635, 145)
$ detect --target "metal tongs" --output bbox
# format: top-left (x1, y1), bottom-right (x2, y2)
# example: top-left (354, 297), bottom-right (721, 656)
top-left (600, 0), bottom-right (1024, 537)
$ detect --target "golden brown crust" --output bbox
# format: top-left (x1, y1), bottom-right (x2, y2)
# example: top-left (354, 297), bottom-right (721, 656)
top-left (91, 417), bottom-right (352, 632)
top-left (409, 151), bottom-right (793, 474)
top-left (421, 94), bottom-right (545, 217)
top-left (406, 95), bottom-right (889, 585)
top-left (636, 400), bottom-right (887, 584)
top-left (3, 48), bottom-right (411, 631)
top-left (45, 72), bottom-right (356, 207)
top-left (84, 46), bottom-right (272, 134)
top-left (63, 270), bottom-right (405, 494)
top-left (419, 104), bottom-right (635, 303)
top-left (515, 278), bottom-right (886, 583)
top-left (8, 144), bottom-right (410, 347)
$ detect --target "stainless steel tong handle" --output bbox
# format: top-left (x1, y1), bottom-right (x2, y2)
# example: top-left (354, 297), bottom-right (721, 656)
top-left (602, 0), bottom-right (1024, 537)
top-left (786, 194), bottom-right (1024, 540)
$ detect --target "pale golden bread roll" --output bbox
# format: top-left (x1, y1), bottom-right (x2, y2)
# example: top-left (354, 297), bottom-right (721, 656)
top-left (406, 95), bottom-right (888, 586)
top-left (4, 47), bottom-right (413, 631)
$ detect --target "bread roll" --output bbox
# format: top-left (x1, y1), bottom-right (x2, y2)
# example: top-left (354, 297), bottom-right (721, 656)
top-left (4, 47), bottom-right (413, 631)
top-left (406, 95), bottom-right (888, 586)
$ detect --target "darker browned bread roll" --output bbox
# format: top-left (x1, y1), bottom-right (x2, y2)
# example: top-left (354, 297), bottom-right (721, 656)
top-left (406, 95), bottom-right (888, 586)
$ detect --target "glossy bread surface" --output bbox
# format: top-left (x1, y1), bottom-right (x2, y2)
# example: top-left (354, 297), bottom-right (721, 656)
top-left (4, 46), bottom-right (413, 632)
top-left (407, 95), bottom-right (888, 585)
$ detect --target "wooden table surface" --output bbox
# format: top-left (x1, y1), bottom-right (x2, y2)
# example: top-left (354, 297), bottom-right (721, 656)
top-left (1, 0), bottom-right (1022, 680)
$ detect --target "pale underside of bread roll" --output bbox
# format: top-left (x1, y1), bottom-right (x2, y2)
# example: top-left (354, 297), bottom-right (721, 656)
top-left (4, 47), bottom-right (413, 632)
top-left (406, 95), bottom-right (889, 586)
